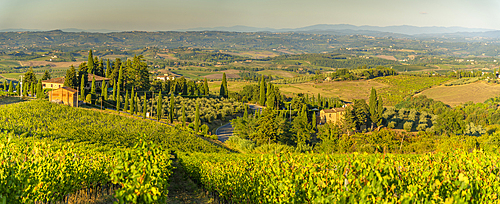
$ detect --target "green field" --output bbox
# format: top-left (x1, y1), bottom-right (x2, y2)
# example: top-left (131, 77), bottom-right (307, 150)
top-left (171, 68), bottom-right (215, 79)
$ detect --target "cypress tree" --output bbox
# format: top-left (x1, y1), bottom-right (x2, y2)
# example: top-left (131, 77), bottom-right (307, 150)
top-left (117, 65), bottom-right (123, 95)
top-left (204, 78), bottom-right (209, 95)
top-left (312, 111), bottom-right (317, 130)
top-left (106, 59), bottom-right (111, 78)
top-left (377, 96), bottom-right (384, 126)
top-left (80, 75), bottom-right (86, 99)
top-left (134, 92), bottom-right (138, 115)
top-left (124, 90), bottom-right (129, 112)
top-left (195, 101), bottom-right (200, 132)
top-left (29, 83), bottom-right (33, 97)
top-left (181, 104), bottom-right (186, 126)
top-left (130, 88), bottom-right (135, 114)
top-left (102, 81), bottom-right (107, 100)
top-left (369, 87), bottom-right (379, 129)
top-left (169, 94), bottom-right (175, 123)
top-left (90, 77), bottom-right (96, 104)
top-left (112, 80), bottom-right (116, 101)
top-left (142, 93), bottom-right (147, 119)
top-left (87, 50), bottom-right (94, 74)
top-left (220, 73), bottom-right (228, 97)
top-left (157, 92), bottom-right (162, 121)
top-left (16, 82), bottom-right (20, 96)
top-left (259, 76), bottom-right (266, 105)
top-left (116, 65), bottom-right (123, 110)
top-left (36, 80), bottom-right (43, 99)
top-left (244, 104), bottom-right (248, 118)
top-left (8, 81), bottom-right (13, 94)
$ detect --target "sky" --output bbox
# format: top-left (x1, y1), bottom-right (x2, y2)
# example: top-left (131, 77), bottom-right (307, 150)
top-left (1, 0), bottom-right (500, 31)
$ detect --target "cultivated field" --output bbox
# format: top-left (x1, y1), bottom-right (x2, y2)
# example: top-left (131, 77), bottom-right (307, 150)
top-left (18, 60), bottom-right (85, 68)
top-left (375, 55), bottom-right (397, 61)
top-left (276, 80), bottom-right (389, 102)
top-left (417, 81), bottom-right (500, 106)
top-left (257, 70), bottom-right (298, 78)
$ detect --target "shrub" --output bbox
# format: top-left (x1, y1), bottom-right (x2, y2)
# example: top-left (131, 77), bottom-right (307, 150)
top-left (403, 121), bottom-right (413, 132)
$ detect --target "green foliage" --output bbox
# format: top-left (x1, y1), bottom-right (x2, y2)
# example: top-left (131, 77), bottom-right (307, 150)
top-left (259, 76), bottom-right (266, 105)
top-left (157, 92), bottom-right (162, 121)
top-left (0, 100), bottom-right (226, 152)
top-left (374, 75), bottom-right (451, 105)
top-left (180, 150), bottom-right (500, 203)
top-left (41, 70), bottom-right (51, 80)
top-left (195, 101), bottom-right (200, 133)
top-left (169, 94), bottom-right (175, 123)
top-left (445, 77), bottom-right (480, 86)
top-left (219, 73), bottom-right (228, 98)
top-left (36, 80), bottom-right (43, 99)
top-left (64, 65), bottom-right (78, 88)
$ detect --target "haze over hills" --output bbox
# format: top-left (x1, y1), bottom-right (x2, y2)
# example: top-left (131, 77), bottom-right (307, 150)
top-left (180, 24), bottom-right (498, 38)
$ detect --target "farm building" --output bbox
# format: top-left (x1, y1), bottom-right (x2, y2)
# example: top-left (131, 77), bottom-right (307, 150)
top-left (42, 74), bottom-right (110, 90)
top-left (84, 74), bottom-right (110, 90)
top-left (319, 108), bottom-right (345, 125)
top-left (156, 74), bottom-right (176, 81)
top-left (42, 77), bottom-right (64, 89)
top-left (48, 87), bottom-right (79, 107)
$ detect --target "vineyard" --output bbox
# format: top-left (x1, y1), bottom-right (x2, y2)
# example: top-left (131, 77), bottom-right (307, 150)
top-left (0, 100), bottom-right (226, 153)
top-left (180, 151), bottom-right (500, 203)
top-left (0, 132), bottom-right (172, 203)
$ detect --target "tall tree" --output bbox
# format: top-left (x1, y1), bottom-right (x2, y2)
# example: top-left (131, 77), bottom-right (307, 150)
top-left (157, 92), bottom-right (163, 121)
top-left (377, 96), bottom-right (384, 126)
top-left (90, 77), bottom-right (96, 104)
top-left (36, 80), bottom-right (43, 99)
top-left (101, 81), bottom-right (107, 100)
top-left (23, 67), bottom-right (37, 89)
top-left (142, 93), bottom-right (147, 119)
top-left (96, 58), bottom-right (104, 77)
top-left (8, 81), bottom-right (13, 94)
top-left (64, 65), bottom-right (77, 89)
top-left (134, 92), bottom-right (139, 115)
top-left (112, 80), bottom-right (116, 101)
top-left (195, 101), bottom-right (200, 132)
top-left (30, 83), bottom-right (34, 97)
top-left (41, 70), bottom-right (51, 80)
top-left (368, 88), bottom-right (379, 129)
top-left (259, 76), bottom-right (266, 105)
top-left (80, 75), bottom-right (86, 99)
top-left (16, 82), bottom-right (20, 96)
top-left (204, 78), bottom-right (209, 95)
top-left (130, 88), bottom-right (135, 114)
top-left (106, 59), bottom-right (112, 78)
top-left (124, 90), bottom-right (129, 112)
top-left (169, 94), bottom-right (175, 123)
top-left (220, 73), bottom-right (228, 98)
top-left (117, 65), bottom-right (124, 91)
top-left (266, 84), bottom-right (276, 109)
top-left (312, 111), bottom-right (317, 131)
top-left (244, 104), bottom-right (248, 118)
top-left (87, 50), bottom-right (94, 74)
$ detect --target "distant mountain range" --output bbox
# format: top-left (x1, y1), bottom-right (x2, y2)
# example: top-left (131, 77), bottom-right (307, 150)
top-left (180, 24), bottom-right (499, 38)
top-left (2, 24), bottom-right (500, 39)
top-left (0, 28), bottom-right (119, 33)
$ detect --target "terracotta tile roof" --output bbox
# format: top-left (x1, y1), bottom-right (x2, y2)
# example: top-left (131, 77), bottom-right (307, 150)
top-left (321, 108), bottom-right (345, 113)
top-left (87, 74), bottom-right (110, 81)
top-left (42, 77), bottom-right (65, 84)
top-left (61, 87), bottom-right (78, 93)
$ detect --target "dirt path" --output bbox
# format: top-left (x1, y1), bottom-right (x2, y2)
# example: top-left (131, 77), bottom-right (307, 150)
top-left (166, 154), bottom-right (214, 204)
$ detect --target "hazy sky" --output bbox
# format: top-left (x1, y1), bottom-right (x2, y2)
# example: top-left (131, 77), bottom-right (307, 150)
top-left (1, 0), bottom-right (499, 31)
